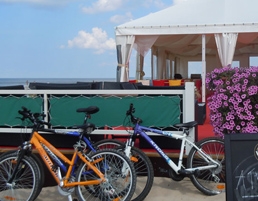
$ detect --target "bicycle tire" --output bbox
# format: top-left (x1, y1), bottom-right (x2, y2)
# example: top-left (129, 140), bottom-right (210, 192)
top-left (29, 153), bottom-right (45, 196)
top-left (187, 137), bottom-right (225, 195)
top-left (91, 139), bottom-right (154, 201)
top-left (0, 151), bottom-right (41, 201)
top-left (75, 148), bottom-right (136, 201)
top-left (91, 138), bottom-right (124, 150)
top-left (1, 150), bottom-right (45, 198)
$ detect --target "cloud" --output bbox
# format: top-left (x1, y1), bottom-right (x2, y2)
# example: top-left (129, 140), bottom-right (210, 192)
top-left (81, 0), bottom-right (123, 14)
top-left (67, 27), bottom-right (116, 54)
top-left (173, 0), bottom-right (187, 5)
top-left (110, 12), bottom-right (133, 24)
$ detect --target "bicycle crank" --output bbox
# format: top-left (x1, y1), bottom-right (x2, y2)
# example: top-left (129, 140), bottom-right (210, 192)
top-left (168, 169), bottom-right (185, 181)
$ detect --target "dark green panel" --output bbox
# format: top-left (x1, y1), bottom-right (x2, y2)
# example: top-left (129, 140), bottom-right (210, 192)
top-left (49, 95), bottom-right (181, 128)
top-left (0, 95), bottom-right (42, 126)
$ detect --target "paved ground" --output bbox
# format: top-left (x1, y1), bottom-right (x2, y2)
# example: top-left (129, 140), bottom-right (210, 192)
top-left (35, 177), bottom-right (226, 201)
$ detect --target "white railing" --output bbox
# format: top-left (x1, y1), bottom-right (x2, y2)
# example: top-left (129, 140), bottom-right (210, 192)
top-left (0, 82), bottom-right (195, 153)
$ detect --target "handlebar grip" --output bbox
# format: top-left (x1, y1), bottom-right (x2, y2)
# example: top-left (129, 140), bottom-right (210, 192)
top-left (127, 103), bottom-right (136, 117)
top-left (129, 103), bottom-right (133, 111)
top-left (126, 103), bottom-right (134, 115)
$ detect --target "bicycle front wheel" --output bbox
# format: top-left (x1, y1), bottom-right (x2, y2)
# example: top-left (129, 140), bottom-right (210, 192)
top-left (187, 137), bottom-right (225, 195)
top-left (75, 148), bottom-right (136, 201)
top-left (0, 152), bottom-right (40, 201)
top-left (1, 150), bottom-right (45, 199)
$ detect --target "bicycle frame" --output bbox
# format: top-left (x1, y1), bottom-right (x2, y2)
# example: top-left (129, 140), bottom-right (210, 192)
top-left (29, 131), bottom-right (105, 188)
top-left (47, 130), bottom-right (98, 173)
top-left (128, 123), bottom-right (220, 174)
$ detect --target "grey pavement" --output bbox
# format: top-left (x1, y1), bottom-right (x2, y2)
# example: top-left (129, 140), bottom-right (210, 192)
top-left (35, 177), bottom-right (226, 201)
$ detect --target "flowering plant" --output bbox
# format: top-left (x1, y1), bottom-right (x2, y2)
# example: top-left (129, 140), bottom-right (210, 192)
top-left (206, 66), bottom-right (258, 137)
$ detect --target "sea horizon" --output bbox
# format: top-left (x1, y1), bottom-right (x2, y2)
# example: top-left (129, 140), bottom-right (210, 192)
top-left (0, 77), bottom-right (117, 87)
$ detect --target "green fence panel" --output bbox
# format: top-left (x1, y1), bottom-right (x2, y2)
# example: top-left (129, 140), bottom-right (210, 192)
top-left (49, 95), bottom-right (181, 128)
top-left (0, 96), bottom-right (42, 126)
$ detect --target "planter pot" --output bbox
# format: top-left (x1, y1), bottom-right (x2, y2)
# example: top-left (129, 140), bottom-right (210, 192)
top-left (195, 102), bottom-right (206, 125)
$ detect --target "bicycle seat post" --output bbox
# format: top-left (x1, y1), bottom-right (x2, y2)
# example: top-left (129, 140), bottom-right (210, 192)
top-left (83, 113), bottom-right (90, 124)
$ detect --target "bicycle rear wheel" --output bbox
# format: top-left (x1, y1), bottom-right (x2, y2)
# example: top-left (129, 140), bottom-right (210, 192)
top-left (92, 139), bottom-right (154, 201)
top-left (75, 148), bottom-right (136, 201)
top-left (187, 137), bottom-right (225, 195)
top-left (0, 152), bottom-right (40, 201)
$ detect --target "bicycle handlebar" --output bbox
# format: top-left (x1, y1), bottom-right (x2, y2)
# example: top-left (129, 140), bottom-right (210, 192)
top-left (18, 107), bottom-right (51, 128)
top-left (126, 103), bottom-right (142, 124)
top-left (18, 106), bottom-right (96, 136)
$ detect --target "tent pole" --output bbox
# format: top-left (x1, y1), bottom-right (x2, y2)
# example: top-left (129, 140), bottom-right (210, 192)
top-left (151, 48), bottom-right (153, 80)
top-left (202, 34), bottom-right (206, 103)
top-left (136, 52), bottom-right (140, 80)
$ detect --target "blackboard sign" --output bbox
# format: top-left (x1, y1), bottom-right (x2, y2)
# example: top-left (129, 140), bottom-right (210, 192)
top-left (225, 133), bottom-right (258, 201)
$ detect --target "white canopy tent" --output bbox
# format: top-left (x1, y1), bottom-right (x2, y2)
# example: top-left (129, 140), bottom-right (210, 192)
top-left (115, 0), bottom-right (258, 101)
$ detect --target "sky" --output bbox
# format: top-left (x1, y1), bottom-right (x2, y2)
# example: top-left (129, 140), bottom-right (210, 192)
top-left (0, 0), bottom-right (180, 79)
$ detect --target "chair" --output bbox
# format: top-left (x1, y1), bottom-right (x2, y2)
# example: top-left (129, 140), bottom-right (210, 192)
top-left (103, 82), bottom-right (122, 89)
top-left (120, 82), bottom-right (137, 89)
top-left (152, 80), bottom-right (165, 86)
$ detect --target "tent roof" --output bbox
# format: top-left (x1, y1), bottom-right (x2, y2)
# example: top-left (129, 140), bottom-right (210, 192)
top-left (116, 0), bottom-right (258, 36)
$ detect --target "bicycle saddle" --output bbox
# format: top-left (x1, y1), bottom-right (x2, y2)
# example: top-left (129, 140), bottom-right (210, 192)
top-left (76, 106), bottom-right (99, 114)
top-left (173, 121), bottom-right (198, 129)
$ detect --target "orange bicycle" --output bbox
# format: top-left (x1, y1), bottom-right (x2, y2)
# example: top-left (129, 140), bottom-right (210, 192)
top-left (0, 107), bottom-right (136, 201)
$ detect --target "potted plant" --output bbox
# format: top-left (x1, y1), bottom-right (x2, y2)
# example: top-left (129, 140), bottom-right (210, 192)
top-left (206, 66), bottom-right (258, 137)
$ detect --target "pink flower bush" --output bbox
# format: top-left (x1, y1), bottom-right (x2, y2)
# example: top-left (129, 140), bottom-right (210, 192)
top-left (206, 66), bottom-right (258, 137)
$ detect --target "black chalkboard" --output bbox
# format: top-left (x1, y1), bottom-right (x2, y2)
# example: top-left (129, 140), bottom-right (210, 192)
top-left (225, 133), bottom-right (258, 201)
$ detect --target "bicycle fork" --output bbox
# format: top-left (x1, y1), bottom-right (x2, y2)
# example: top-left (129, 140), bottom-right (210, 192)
top-left (122, 141), bottom-right (132, 176)
top-left (7, 141), bottom-right (31, 186)
top-left (122, 139), bottom-right (138, 176)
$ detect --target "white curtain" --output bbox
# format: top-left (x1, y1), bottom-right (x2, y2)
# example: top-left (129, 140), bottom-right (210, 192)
top-left (136, 53), bottom-right (144, 80)
top-left (134, 35), bottom-right (158, 57)
top-left (116, 35), bottom-right (135, 82)
top-left (157, 48), bottom-right (166, 79)
top-left (134, 35), bottom-right (158, 79)
top-left (214, 33), bottom-right (238, 67)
